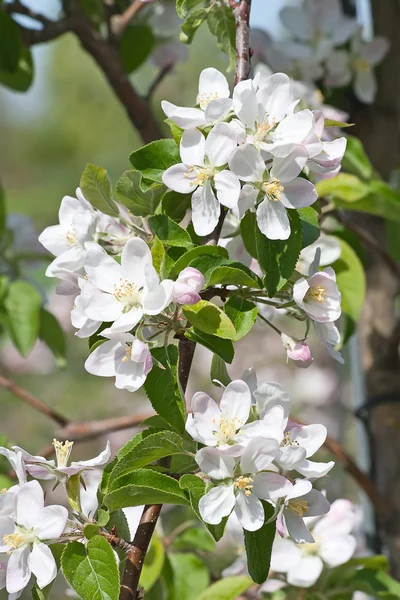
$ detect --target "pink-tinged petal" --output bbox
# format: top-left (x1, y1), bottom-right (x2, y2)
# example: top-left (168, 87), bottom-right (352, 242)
top-left (252, 472), bottom-right (293, 500)
top-left (28, 543), bottom-right (57, 589)
top-left (161, 100), bottom-right (205, 129)
top-left (6, 546), bottom-right (31, 594)
top-left (34, 506), bottom-right (68, 541)
top-left (15, 481), bottom-right (44, 530)
top-left (270, 149), bottom-right (308, 184)
top-left (85, 340), bottom-right (124, 377)
top-left (220, 380), bottom-right (252, 425)
top-left (180, 129), bottom-right (206, 167)
top-left (206, 122), bottom-right (238, 168)
top-left (240, 437), bottom-right (279, 474)
top-left (191, 181), bottom-right (220, 237)
top-left (229, 144), bottom-right (265, 183)
top-left (233, 79), bottom-right (258, 130)
top-left (256, 198), bottom-right (290, 240)
top-left (313, 499), bottom-right (357, 537)
top-left (162, 164), bottom-right (198, 194)
top-left (319, 535), bottom-right (357, 567)
top-left (354, 69), bottom-right (376, 105)
top-left (281, 178), bottom-right (318, 209)
top-left (199, 485), bottom-right (235, 525)
top-left (362, 37), bottom-right (389, 66)
top-left (284, 510), bottom-right (314, 543)
top-left (287, 555), bottom-right (323, 587)
top-left (195, 447), bottom-right (235, 480)
top-left (214, 170), bottom-right (240, 209)
top-left (234, 491), bottom-right (264, 531)
top-left (296, 459), bottom-right (335, 479)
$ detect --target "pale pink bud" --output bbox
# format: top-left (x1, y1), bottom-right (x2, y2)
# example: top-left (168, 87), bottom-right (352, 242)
top-left (173, 268), bottom-right (205, 305)
top-left (130, 339), bottom-right (153, 374)
top-left (281, 333), bottom-right (313, 368)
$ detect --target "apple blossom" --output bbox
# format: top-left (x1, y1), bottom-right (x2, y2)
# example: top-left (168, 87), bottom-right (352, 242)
top-left (173, 267), bottom-right (205, 305)
top-left (0, 480), bottom-right (68, 595)
top-left (229, 144), bottom-right (317, 240)
top-left (85, 330), bottom-right (153, 392)
top-left (161, 67), bottom-right (232, 129)
top-left (278, 421), bottom-right (334, 478)
top-left (83, 238), bottom-right (174, 332)
top-left (70, 280), bottom-right (102, 339)
top-left (281, 333), bottom-right (313, 368)
top-left (0, 449), bottom-right (26, 486)
top-left (162, 125), bottom-right (240, 236)
top-left (297, 235), bottom-right (342, 275)
top-left (314, 321), bottom-right (344, 364)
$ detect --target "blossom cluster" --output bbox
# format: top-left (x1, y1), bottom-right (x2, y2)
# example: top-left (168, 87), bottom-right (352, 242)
top-left (186, 370), bottom-right (333, 536)
top-left (252, 0), bottom-right (389, 105)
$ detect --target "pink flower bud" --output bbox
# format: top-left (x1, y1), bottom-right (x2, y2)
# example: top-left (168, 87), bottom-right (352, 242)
top-left (173, 268), bottom-right (204, 305)
top-left (130, 339), bottom-right (153, 374)
top-left (281, 333), bottom-right (313, 368)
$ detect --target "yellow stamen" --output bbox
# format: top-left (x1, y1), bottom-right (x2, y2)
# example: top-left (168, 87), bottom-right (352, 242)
top-left (53, 439), bottom-right (74, 468)
top-left (3, 533), bottom-right (25, 554)
top-left (307, 285), bottom-right (326, 303)
top-left (281, 431), bottom-right (300, 448)
top-left (184, 166), bottom-right (212, 188)
top-left (122, 346), bottom-right (131, 363)
top-left (197, 91), bottom-right (219, 110)
top-left (212, 412), bottom-right (243, 444)
top-left (288, 499), bottom-right (309, 517)
top-left (263, 178), bottom-right (284, 202)
top-left (354, 58), bottom-right (370, 72)
top-left (0, 488), bottom-right (7, 494)
top-left (113, 279), bottom-right (143, 309)
top-left (65, 228), bottom-right (78, 246)
top-left (234, 476), bottom-right (254, 496)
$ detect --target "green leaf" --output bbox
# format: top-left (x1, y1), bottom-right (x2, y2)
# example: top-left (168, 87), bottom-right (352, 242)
top-left (162, 190), bottom-right (191, 222)
top-left (168, 245), bottom-right (228, 278)
top-left (61, 536), bottom-right (120, 600)
top-left (151, 236), bottom-right (165, 275)
top-left (194, 576), bottom-right (253, 600)
top-left (333, 180), bottom-right (400, 223)
top-left (4, 280), bottom-right (42, 356)
top-left (224, 296), bottom-right (258, 341)
top-left (179, 474), bottom-right (226, 541)
top-left (244, 501), bottom-right (276, 584)
top-left (116, 170), bottom-right (165, 217)
top-left (180, 8), bottom-right (207, 44)
top-left (207, 5), bottom-right (236, 71)
top-left (0, 182), bottom-right (5, 236)
top-left (333, 238), bottom-right (366, 321)
top-left (183, 300), bottom-right (237, 339)
top-left (129, 139), bottom-right (180, 185)
top-left (324, 119), bottom-right (354, 128)
top-left (169, 553), bottom-right (209, 600)
top-left (165, 118), bottom-right (185, 147)
top-left (109, 430), bottom-right (185, 482)
top-left (119, 24), bottom-right (154, 74)
top-left (176, 0), bottom-right (204, 19)
top-left (140, 533), bottom-right (165, 591)
top-left (185, 329), bottom-right (234, 363)
top-left (210, 354), bottom-right (231, 386)
top-left (316, 173), bottom-right (370, 202)
top-left (104, 469), bottom-right (189, 511)
top-left (349, 555), bottom-right (389, 571)
top-left (352, 568), bottom-right (400, 597)
top-left (298, 206), bottom-right (320, 248)
top-left (206, 263), bottom-right (262, 288)
top-left (80, 163), bottom-right (118, 216)
top-left (341, 134), bottom-right (373, 180)
top-left (148, 215), bottom-right (193, 248)
top-left (0, 12), bottom-right (21, 73)
top-left (0, 46), bottom-right (33, 92)
top-left (144, 345), bottom-right (186, 432)
top-left (39, 308), bottom-right (66, 367)
top-left (174, 528), bottom-right (216, 552)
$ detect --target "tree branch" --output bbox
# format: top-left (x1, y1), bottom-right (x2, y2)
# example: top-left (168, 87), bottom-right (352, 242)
top-left (111, 0), bottom-right (147, 37)
top-left (233, 0), bottom-right (252, 85)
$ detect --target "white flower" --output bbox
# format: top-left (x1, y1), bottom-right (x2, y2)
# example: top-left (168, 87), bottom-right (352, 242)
top-left (293, 248), bottom-right (341, 322)
top-left (162, 125), bottom-right (240, 236)
top-left (197, 438), bottom-right (291, 531)
top-left (297, 235), bottom-right (342, 276)
top-left (0, 481), bottom-right (68, 594)
top-left (280, 479), bottom-right (330, 543)
top-left (308, 136), bottom-right (347, 178)
top-left (173, 267), bottom-right (205, 305)
top-left (71, 280), bottom-right (102, 339)
top-left (83, 238), bottom-right (174, 332)
top-left (278, 421), bottom-right (334, 478)
top-left (229, 144), bottom-right (317, 240)
top-left (314, 321), bottom-right (344, 364)
top-left (12, 441), bottom-right (111, 484)
top-left (161, 68), bottom-right (232, 129)
top-left (39, 189), bottom-right (96, 275)
top-left (85, 330), bottom-right (153, 392)
top-left (0, 449), bottom-right (26, 486)
top-left (281, 334), bottom-right (313, 368)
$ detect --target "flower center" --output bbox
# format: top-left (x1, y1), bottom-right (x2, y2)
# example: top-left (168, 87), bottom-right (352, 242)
top-left (65, 228), bottom-right (78, 246)
top-left (254, 119), bottom-right (275, 143)
top-left (0, 488), bottom-right (7, 494)
top-left (306, 285), bottom-right (326, 303)
top-left (3, 530), bottom-right (35, 554)
top-left (234, 476), bottom-right (254, 496)
top-left (281, 431), bottom-right (300, 448)
top-left (288, 499), bottom-right (309, 517)
top-left (301, 540), bottom-right (319, 556)
top-left (121, 345), bottom-right (132, 363)
top-left (263, 178), bottom-right (284, 202)
top-left (197, 91), bottom-right (219, 110)
top-left (354, 57), bottom-right (370, 72)
top-left (184, 166), bottom-right (213, 187)
top-left (53, 439), bottom-right (74, 468)
top-left (214, 413), bottom-right (243, 445)
top-left (113, 279), bottom-right (143, 312)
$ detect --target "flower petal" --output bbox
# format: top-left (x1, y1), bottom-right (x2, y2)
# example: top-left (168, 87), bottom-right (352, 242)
top-left (205, 122), bottom-right (238, 168)
top-left (191, 181), bottom-right (220, 236)
top-left (15, 481), bottom-right (44, 530)
top-left (121, 237), bottom-right (155, 288)
top-left (214, 170), bottom-right (240, 209)
top-left (84, 340), bottom-right (123, 377)
top-left (6, 546), bottom-right (31, 594)
top-left (229, 144), bottom-right (265, 183)
top-left (144, 280), bottom-right (174, 315)
top-left (319, 534), bottom-right (357, 567)
top-left (256, 197), bottom-right (290, 240)
top-left (199, 485), bottom-right (235, 525)
top-left (34, 505), bottom-right (68, 541)
top-left (270, 537), bottom-right (302, 573)
top-left (180, 129), bottom-right (206, 167)
top-left (234, 491), bottom-right (264, 531)
top-left (296, 459), bottom-right (335, 479)
top-left (195, 447), bottom-right (235, 479)
top-left (252, 472), bottom-right (292, 500)
top-left (280, 178), bottom-right (318, 209)
top-left (161, 100), bottom-right (205, 129)
top-left (162, 164), bottom-right (198, 194)
top-left (220, 380), bottom-right (251, 426)
top-left (198, 68), bottom-right (230, 101)
top-left (287, 555), bottom-right (323, 587)
top-left (354, 69), bottom-right (376, 105)
top-left (28, 543), bottom-right (57, 589)
top-left (233, 79), bottom-right (258, 130)
top-left (204, 98), bottom-right (233, 123)
top-left (284, 510), bottom-right (314, 543)
top-left (240, 437), bottom-right (279, 474)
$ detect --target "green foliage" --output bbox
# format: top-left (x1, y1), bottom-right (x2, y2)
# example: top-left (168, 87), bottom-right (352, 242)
top-left (179, 474), bottom-right (226, 541)
top-left (149, 215), bottom-right (193, 248)
top-left (244, 501), bottom-right (276, 584)
top-left (185, 329), bottom-right (234, 363)
top-left (162, 190), bottom-right (191, 222)
top-left (176, 0), bottom-right (205, 19)
top-left (168, 552), bottom-right (209, 600)
top-left (167, 245), bottom-right (229, 278)
top-left (61, 536), bottom-right (120, 600)
top-left (173, 527), bottom-right (216, 553)
top-left (180, 8), bottom-right (208, 44)
top-left (194, 576), bottom-right (253, 600)
top-left (0, 11), bottom-right (21, 73)
top-left (316, 173), bottom-right (370, 202)
top-left (298, 206), bottom-right (320, 248)
top-left (207, 4), bottom-right (236, 71)
top-left (39, 308), bottom-right (66, 367)
top-left (119, 24), bottom-right (154, 74)
top-left (224, 296), bottom-right (258, 341)
top-left (144, 345), bottom-right (186, 432)
top-left (210, 354), bottom-right (232, 386)
top-left (341, 134), bottom-right (373, 180)
top-left (80, 163), bottom-right (118, 216)
top-left (116, 170), bottom-right (165, 216)
top-left (333, 238), bottom-right (366, 321)
top-left (0, 46), bottom-right (34, 92)
top-left (129, 139), bottom-right (180, 188)
top-left (140, 533), bottom-right (166, 592)
top-left (3, 280), bottom-right (42, 356)
top-left (323, 119), bottom-right (354, 128)
top-left (183, 300), bottom-right (237, 339)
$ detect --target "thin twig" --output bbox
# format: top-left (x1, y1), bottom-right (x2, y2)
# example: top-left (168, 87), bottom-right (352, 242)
top-left (146, 65), bottom-right (173, 101)
top-left (111, 0), bottom-right (147, 37)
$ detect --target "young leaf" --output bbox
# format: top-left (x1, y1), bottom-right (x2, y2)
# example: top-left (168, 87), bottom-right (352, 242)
top-left (148, 215), bottom-right (193, 248)
top-left (224, 296), bottom-right (258, 341)
top-left (207, 5), bottom-right (236, 71)
top-left (168, 245), bottom-right (229, 278)
top-left (298, 206), bottom-right (320, 248)
top-left (119, 24), bottom-right (154, 74)
top-left (0, 47), bottom-right (33, 92)
top-left (140, 533), bottom-right (165, 592)
top-left (244, 501), bottom-right (276, 584)
top-left (324, 119), bottom-right (354, 128)
top-left (105, 469), bottom-right (189, 511)
top-left (151, 235), bottom-right (165, 274)
top-left (332, 181), bottom-right (400, 224)
top-left (183, 300), bottom-right (237, 340)
top-left (168, 553), bottom-right (209, 600)
top-left (185, 329), bottom-right (234, 363)
top-left (129, 139), bottom-right (180, 184)
top-left (207, 264), bottom-right (262, 288)
top-left (180, 8), bottom-right (207, 44)
top-left (176, 0), bottom-right (205, 19)
top-left (61, 536), bottom-right (120, 600)
top-left (80, 163), bottom-right (118, 216)
top-left (144, 345), bottom-right (186, 433)
top-left (210, 354), bottom-right (232, 386)
top-left (173, 528), bottom-right (216, 553)
top-left (316, 173), bottom-right (370, 202)
top-left (4, 280), bottom-right (42, 356)
top-left (194, 576), bottom-right (253, 600)
top-left (333, 238), bottom-right (366, 321)
top-left (39, 308), bottom-right (66, 367)
top-left (0, 12), bottom-right (21, 73)
top-left (162, 190), bottom-right (191, 222)
top-left (179, 474), bottom-right (226, 541)
top-left (116, 170), bottom-right (165, 217)
top-left (341, 134), bottom-right (373, 180)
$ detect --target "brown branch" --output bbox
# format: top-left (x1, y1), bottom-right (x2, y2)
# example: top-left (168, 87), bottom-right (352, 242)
top-left (0, 374), bottom-right (69, 427)
top-left (5, 1), bottom-right (52, 25)
top-left (233, 0), bottom-right (252, 85)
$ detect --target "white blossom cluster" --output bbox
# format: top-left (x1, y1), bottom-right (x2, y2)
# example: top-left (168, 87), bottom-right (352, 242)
top-left (162, 67), bottom-right (346, 239)
top-left (0, 440), bottom-right (111, 597)
top-left (186, 370), bottom-right (333, 536)
top-left (251, 0), bottom-right (389, 105)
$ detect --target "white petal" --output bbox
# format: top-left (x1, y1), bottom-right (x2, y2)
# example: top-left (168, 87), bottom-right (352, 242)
top-left (161, 100), bottom-right (206, 129)
top-left (195, 447), bottom-right (235, 479)
top-left (84, 290), bottom-right (122, 322)
top-left (34, 505), bottom-right (68, 541)
top-left (281, 178), bottom-right (318, 209)
top-left (354, 69), bottom-right (376, 105)
top-left (162, 164), bottom-right (198, 194)
top-left (83, 243), bottom-right (121, 293)
top-left (270, 149), bottom-right (308, 183)
top-left (252, 472), bottom-right (292, 500)
top-left (233, 80), bottom-right (258, 129)
top-left (240, 437), bottom-right (279, 474)
top-left (110, 307), bottom-right (144, 333)
top-left (28, 543), bottom-right (57, 589)
top-left (292, 424), bottom-right (327, 457)
top-left (254, 382), bottom-right (291, 425)
top-left (280, 6), bottom-right (313, 40)
top-left (180, 129), bottom-right (206, 167)
top-left (6, 546), bottom-right (31, 594)
top-left (198, 68), bottom-right (230, 101)
top-left (319, 535), bottom-right (357, 567)
top-left (228, 144), bottom-right (265, 183)
top-left (302, 489), bottom-right (331, 517)
top-left (256, 198), bottom-right (290, 240)
top-left (284, 510), bottom-right (314, 543)
top-left (74, 442), bottom-right (111, 469)
top-left (286, 479), bottom-right (312, 501)
top-left (16, 481), bottom-right (44, 530)
top-left (115, 361), bottom-right (146, 392)
top-left (205, 122), bottom-right (238, 168)
top-left (199, 485), bottom-right (235, 525)
top-left (287, 555), bottom-right (323, 587)
top-left (0, 554), bottom-right (7, 589)
top-left (234, 492), bottom-right (264, 531)
top-left (121, 237), bottom-right (155, 288)
top-left (296, 459), bottom-right (335, 479)
top-left (187, 392), bottom-right (220, 445)
top-left (278, 445), bottom-right (307, 470)
top-left (204, 98), bottom-right (233, 123)
top-left (270, 537), bottom-right (301, 573)
top-left (38, 225), bottom-right (69, 257)
top-left (144, 280), bottom-right (174, 315)
top-left (257, 73), bottom-right (293, 122)
top-left (361, 37), bottom-right (389, 66)
top-left (84, 340), bottom-right (123, 377)
top-left (238, 184), bottom-right (258, 217)
top-left (191, 181), bottom-right (220, 237)
top-left (47, 245), bottom-right (86, 275)
top-left (214, 170), bottom-right (240, 209)
top-left (0, 449), bottom-right (26, 485)
top-left (220, 380), bottom-right (251, 426)
top-left (0, 517), bottom-right (15, 552)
